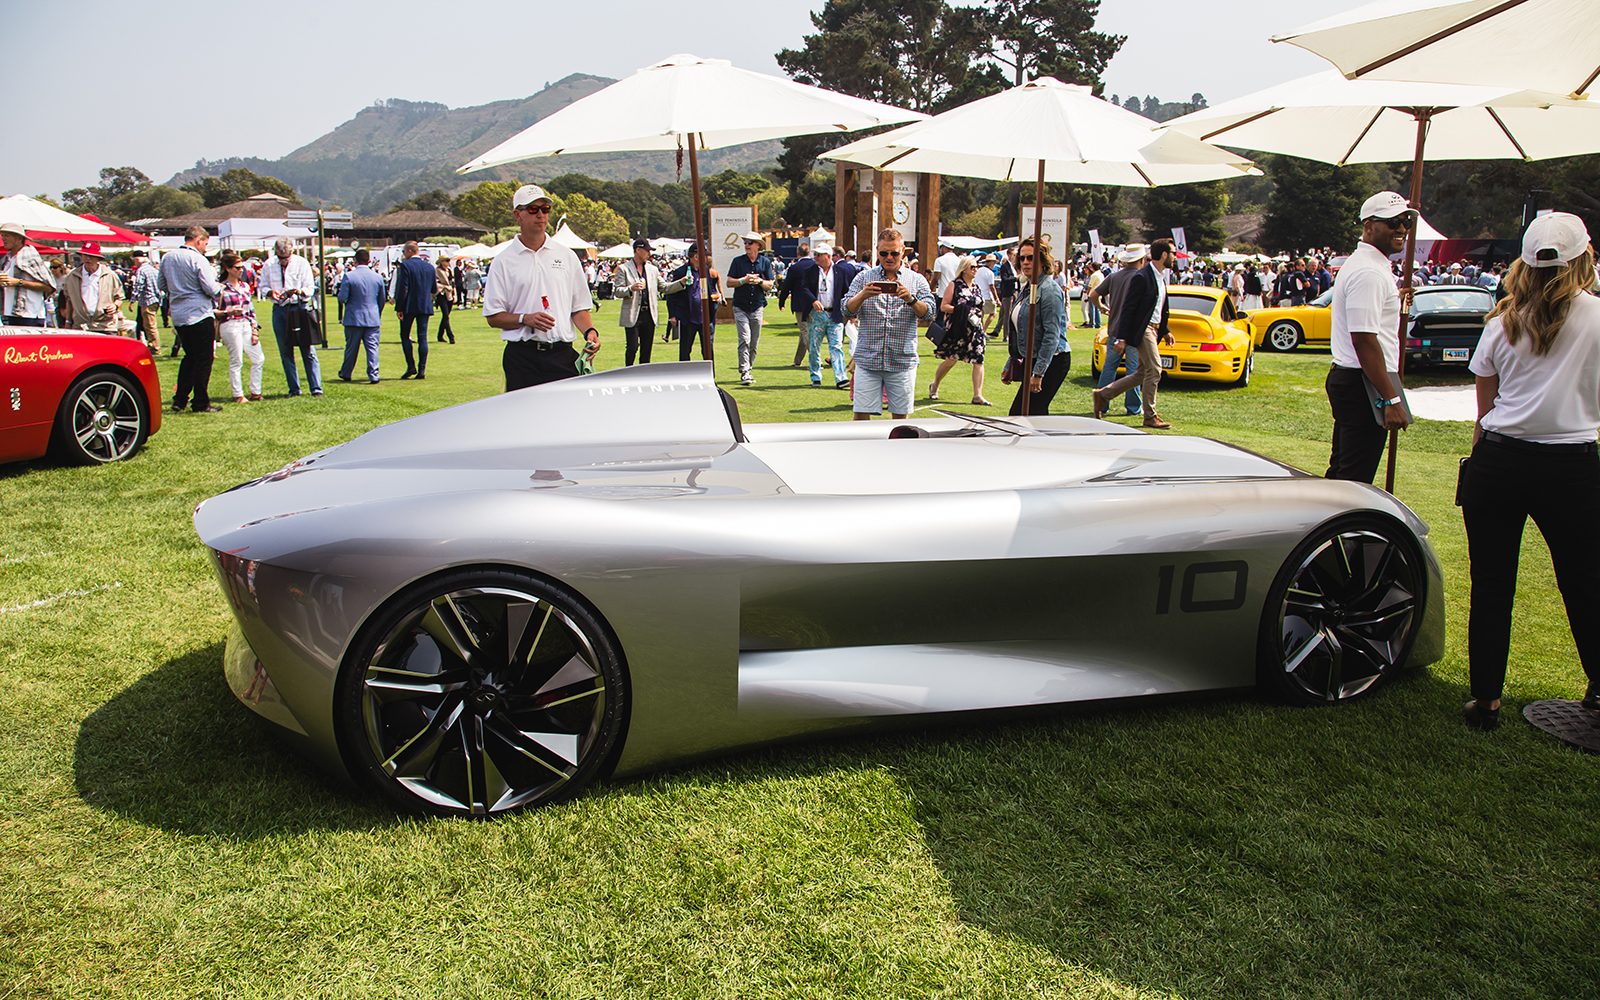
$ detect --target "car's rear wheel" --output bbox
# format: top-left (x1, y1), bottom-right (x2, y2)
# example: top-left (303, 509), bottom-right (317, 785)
top-left (1259, 516), bottom-right (1423, 705)
top-left (52, 370), bottom-right (148, 464)
top-left (1233, 349), bottom-right (1254, 387)
top-left (1264, 320), bottom-right (1303, 352)
top-left (337, 570), bottom-right (628, 818)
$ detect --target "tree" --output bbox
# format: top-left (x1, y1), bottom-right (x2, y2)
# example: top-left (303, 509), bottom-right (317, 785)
top-left (107, 186), bottom-right (203, 220)
top-left (981, 0), bottom-right (1125, 88)
top-left (180, 167), bottom-right (299, 208)
top-left (947, 204), bottom-right (1002, 238)
top-left (1141, 181), bottom-right (1228, 252)
top-left (1261, 155), bottom-right (1373, 253)
top-left (560, 194), bottom-right (628, 246)
top-left (62, 166), bottom-right (152, 215)
top-left (781, 172), bottom-right (837, 228)
top-left (388, 189), bottom-right (453, 213)
top-left (452, 180), bottom-right (520, 230)
top-left (754, 186), bottom-right (789, 228)
top-left (700, 169), bottom-right (770, 205)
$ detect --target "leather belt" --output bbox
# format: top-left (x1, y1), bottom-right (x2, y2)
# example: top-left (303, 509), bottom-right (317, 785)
top-left (1481, 430), bottom-right (1598, 454)
top-left (513, 339), bottom-right (568, 351)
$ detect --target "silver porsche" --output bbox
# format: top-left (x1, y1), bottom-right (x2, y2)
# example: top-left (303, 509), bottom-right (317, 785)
top-left (195, 361), bottom-right (1445, 818)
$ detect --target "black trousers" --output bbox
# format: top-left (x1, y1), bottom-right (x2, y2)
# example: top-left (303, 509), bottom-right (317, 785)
top-left (1462, 434), bottom-right (1600, 703)
top-left (1325, 366), bottom-right (1387, 482)
top-left (173, 317), bottom-right (216, 410)
top-left (399, 313), bottom-right (430, 374)
top-left (678, 323), bottom-right (714, 362)
top-left (504, 340), bottom-right (579, 392)
top-left (625, 313), bottom-right (655, 366)
top-left (1008, 352), bottom-right (1072, 416)
top-left (435, 297), bottom-right (453, 341)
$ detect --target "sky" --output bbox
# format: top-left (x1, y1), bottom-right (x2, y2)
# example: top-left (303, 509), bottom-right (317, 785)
top-left (7, 0), bottom-right (1375, 201)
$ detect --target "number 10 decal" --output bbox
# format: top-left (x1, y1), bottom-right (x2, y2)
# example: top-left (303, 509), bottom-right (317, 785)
top-left (1155, 560), bottom-right (1249, 614)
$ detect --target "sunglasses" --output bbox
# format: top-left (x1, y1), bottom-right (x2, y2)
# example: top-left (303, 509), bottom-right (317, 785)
top-left (518, 204), bottom-right (552, 214)
top-left (878, 249), bottom-right (902, 258)
top-left (1380, 214), bottom-right (1416, 229)
top-left (1018, 253), bottom-right (1036, 261)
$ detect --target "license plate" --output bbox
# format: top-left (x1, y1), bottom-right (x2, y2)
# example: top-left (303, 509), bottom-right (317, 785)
top-left (1443, 348), bottom-right (1470, 361)
top-left (1159, 355), bottom-right (1175, 369)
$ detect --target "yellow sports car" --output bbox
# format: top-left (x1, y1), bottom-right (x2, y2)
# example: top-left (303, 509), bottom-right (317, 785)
top-left (1091, 285), bottom-right (1254, 386)
top-left (1244, 288), bottom-right (1333, 352)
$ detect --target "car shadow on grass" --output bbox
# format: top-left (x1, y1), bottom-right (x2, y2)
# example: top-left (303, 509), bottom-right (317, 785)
top-left (615, 667), bottom-right (1597, 997)
top-left (74, 641), bottom-right (399, 840)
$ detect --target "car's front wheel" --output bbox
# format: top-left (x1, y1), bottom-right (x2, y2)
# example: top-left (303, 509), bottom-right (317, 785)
top-left (337, 570), bottom-right (628, 818)
top-left (1264, 320), bottom-right (1304, 352)
top-left (1259, 516), bottom-right (1423, 706)
top-left (52, 370), bottom-right (148, 464)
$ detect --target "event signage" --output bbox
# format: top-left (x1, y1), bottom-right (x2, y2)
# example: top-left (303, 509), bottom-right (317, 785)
top-left (1171, 227), bottom-right (1188, 253)
top-left (709, 205), bottom-right (757, 282)
top-left (323, 211), bottom-right (353, 231)
top-left (856, 173), bottom-right (920, 245)
top-left (1020, 205), bottom-right (1070, 257)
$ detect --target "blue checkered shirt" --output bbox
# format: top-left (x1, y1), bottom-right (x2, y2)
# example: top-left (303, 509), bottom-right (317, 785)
top-left (844, 265), bottom-right (934, 371)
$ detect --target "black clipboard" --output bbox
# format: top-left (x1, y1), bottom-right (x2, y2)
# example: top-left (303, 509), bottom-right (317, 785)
top-left (1362, 371), bottom-right (1411, 426)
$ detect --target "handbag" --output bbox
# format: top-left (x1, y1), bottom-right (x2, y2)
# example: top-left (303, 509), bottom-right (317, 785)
top-left (1000, 356), bottom-right (1024, 383)
top-left (924, 316), bottom-right (948, 346)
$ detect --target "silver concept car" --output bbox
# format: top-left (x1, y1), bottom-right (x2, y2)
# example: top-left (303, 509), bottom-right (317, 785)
top-left (196, 362), bottom-right (1445, 818)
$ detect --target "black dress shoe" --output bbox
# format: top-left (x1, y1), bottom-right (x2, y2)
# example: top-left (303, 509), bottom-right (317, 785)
top-left (437, 335), bottom-right (446, 342)
top-left (1464, 700), bottom-right (1501, 731)
top-left (401, 369), bottom-right (417, 379)
top-left (1582, 684), bottom-right (1600, 712)
top-left (448, 336), bottom-right (455, 344)
top-left (337, 374), bottom-right (352, 382)
top-left (416, 372), bottom-right (426, 380)
top-left (196, 404), bottom-right (223, 413)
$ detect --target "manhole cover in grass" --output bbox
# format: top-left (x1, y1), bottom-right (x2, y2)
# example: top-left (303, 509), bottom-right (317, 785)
top-left (1523, 700), bottom-right (1600, 754)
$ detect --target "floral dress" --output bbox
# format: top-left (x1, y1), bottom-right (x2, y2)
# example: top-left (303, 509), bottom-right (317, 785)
top-left (934, 278), bottom-right (986, 364)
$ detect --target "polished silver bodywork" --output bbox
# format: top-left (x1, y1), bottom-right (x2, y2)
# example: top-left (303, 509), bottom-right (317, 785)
top-left (196, 361), bottom-right (1445, 784)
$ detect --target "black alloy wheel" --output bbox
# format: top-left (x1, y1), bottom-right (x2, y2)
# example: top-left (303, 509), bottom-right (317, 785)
top-left (338, 570), bottom-right (628, 817)
top-left (1260, 517), bottom-right (1423, 705)
top-left (53, 371), bottom-right (148, 464)
top-left (1265, 320), bottom-right (1303, 352)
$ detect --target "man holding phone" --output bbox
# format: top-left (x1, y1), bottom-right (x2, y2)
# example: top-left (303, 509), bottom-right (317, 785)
top-left (844, 229), bottom-right (936, 420)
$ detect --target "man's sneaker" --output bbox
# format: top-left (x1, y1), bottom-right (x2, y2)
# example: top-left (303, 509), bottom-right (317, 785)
top-left (1582, 683), bottom-right (1599, 712)
top-left (740, 372), bottom-right (754, 385)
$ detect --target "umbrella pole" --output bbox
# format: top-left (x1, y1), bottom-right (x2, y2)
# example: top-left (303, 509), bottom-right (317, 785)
top-left (687, 137), bottom-right (714, 366)
top-left (1021, 160), bottom-right (1045, 415)
top-left (1384, 109), bottom-right (1431, 494)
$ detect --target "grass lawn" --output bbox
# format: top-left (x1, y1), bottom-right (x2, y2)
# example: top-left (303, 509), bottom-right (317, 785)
top-left (1, 295), bottom-right (1595, 999)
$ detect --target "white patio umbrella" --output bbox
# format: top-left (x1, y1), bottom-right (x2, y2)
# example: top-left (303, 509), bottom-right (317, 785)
top-left (822, 77), bottom-right (1258, 411)
top-left (457, 54), bottom-right (924, 362)
top-left (1273, 0), bottom-right (1600, 99)
top-left (0, 195), bottom-right (118, 239)
top-left (1161, 70), bottom-right (1600, 490)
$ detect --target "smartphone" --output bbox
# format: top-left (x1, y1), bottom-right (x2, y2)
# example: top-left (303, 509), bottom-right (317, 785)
top-left (872, 280), bottom-right (898, 294)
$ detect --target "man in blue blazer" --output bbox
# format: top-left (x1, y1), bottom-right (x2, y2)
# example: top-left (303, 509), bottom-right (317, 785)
top-left (393, 241), bottom-right (436, 379)
top-left (336, 247), bottom-right (387, 383)
top-left (792, 243), bottom-right (855, 388)
top-left (1094, 237), bottom-right (1176, 429)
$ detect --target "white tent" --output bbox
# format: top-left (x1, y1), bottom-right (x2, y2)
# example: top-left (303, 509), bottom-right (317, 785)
top-left (598, 242), bottom-right (634, 259)
top-left (808, 227), bottom-right (835, 243)
top-left (453, 242), bottom-right (496, 258)
top-left (936, 235), bottom-right (1020, 252)
top-left (0, 195), bottom-right (119, 238)
top-left (550, 222), bottom-right (594, 250)
top-left (650, 237), bottom-right (691, 253)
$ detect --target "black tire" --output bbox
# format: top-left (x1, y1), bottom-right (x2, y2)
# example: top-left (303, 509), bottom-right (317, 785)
top-left (1264, 320), bottom-right (1303, 352)
top-left (336, 569), bottom-right (628, 818)
top-left (1090, 353), bottom-right (1101, 378)
top-left (1258, 515), bottom-right (1424, 706)
top-left (1233, 349), bottom-right (1254, 387)
top-left (51, 370), bottom-right (148, 464)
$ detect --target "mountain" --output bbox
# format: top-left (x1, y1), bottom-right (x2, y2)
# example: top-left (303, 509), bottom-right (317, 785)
top-left (165, 74), bottom-right (780, 215)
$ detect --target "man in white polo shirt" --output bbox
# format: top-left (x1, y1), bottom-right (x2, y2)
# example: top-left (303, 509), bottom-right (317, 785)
top-left (483, 184), bottom-right (599, 392)
top-left (1326, 191), bottom-right (1414, 482)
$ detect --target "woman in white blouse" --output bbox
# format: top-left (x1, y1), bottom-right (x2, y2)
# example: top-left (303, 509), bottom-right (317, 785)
top-left (1460, 212), bottom-right (1600, 731)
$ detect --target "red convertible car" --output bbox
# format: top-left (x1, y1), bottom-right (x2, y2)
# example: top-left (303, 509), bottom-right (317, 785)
top-left (1, 327), bottom-right (161, 465)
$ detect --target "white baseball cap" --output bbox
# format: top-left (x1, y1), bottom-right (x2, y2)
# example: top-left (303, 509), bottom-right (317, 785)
top-left (1521, 212), bottom-right (1591, 268)
top-left (1119, 244), bottom-right (1148, 263)
top-left (1360, 191), bottom-right (1416, 221)
top-left (511, 184), bottom-right (552, 210)
top-left (813, 243), bottom-right (833, 256)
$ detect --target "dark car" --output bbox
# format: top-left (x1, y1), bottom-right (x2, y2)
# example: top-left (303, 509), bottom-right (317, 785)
top-left (1405, 285), bottom-right (1495, 366)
